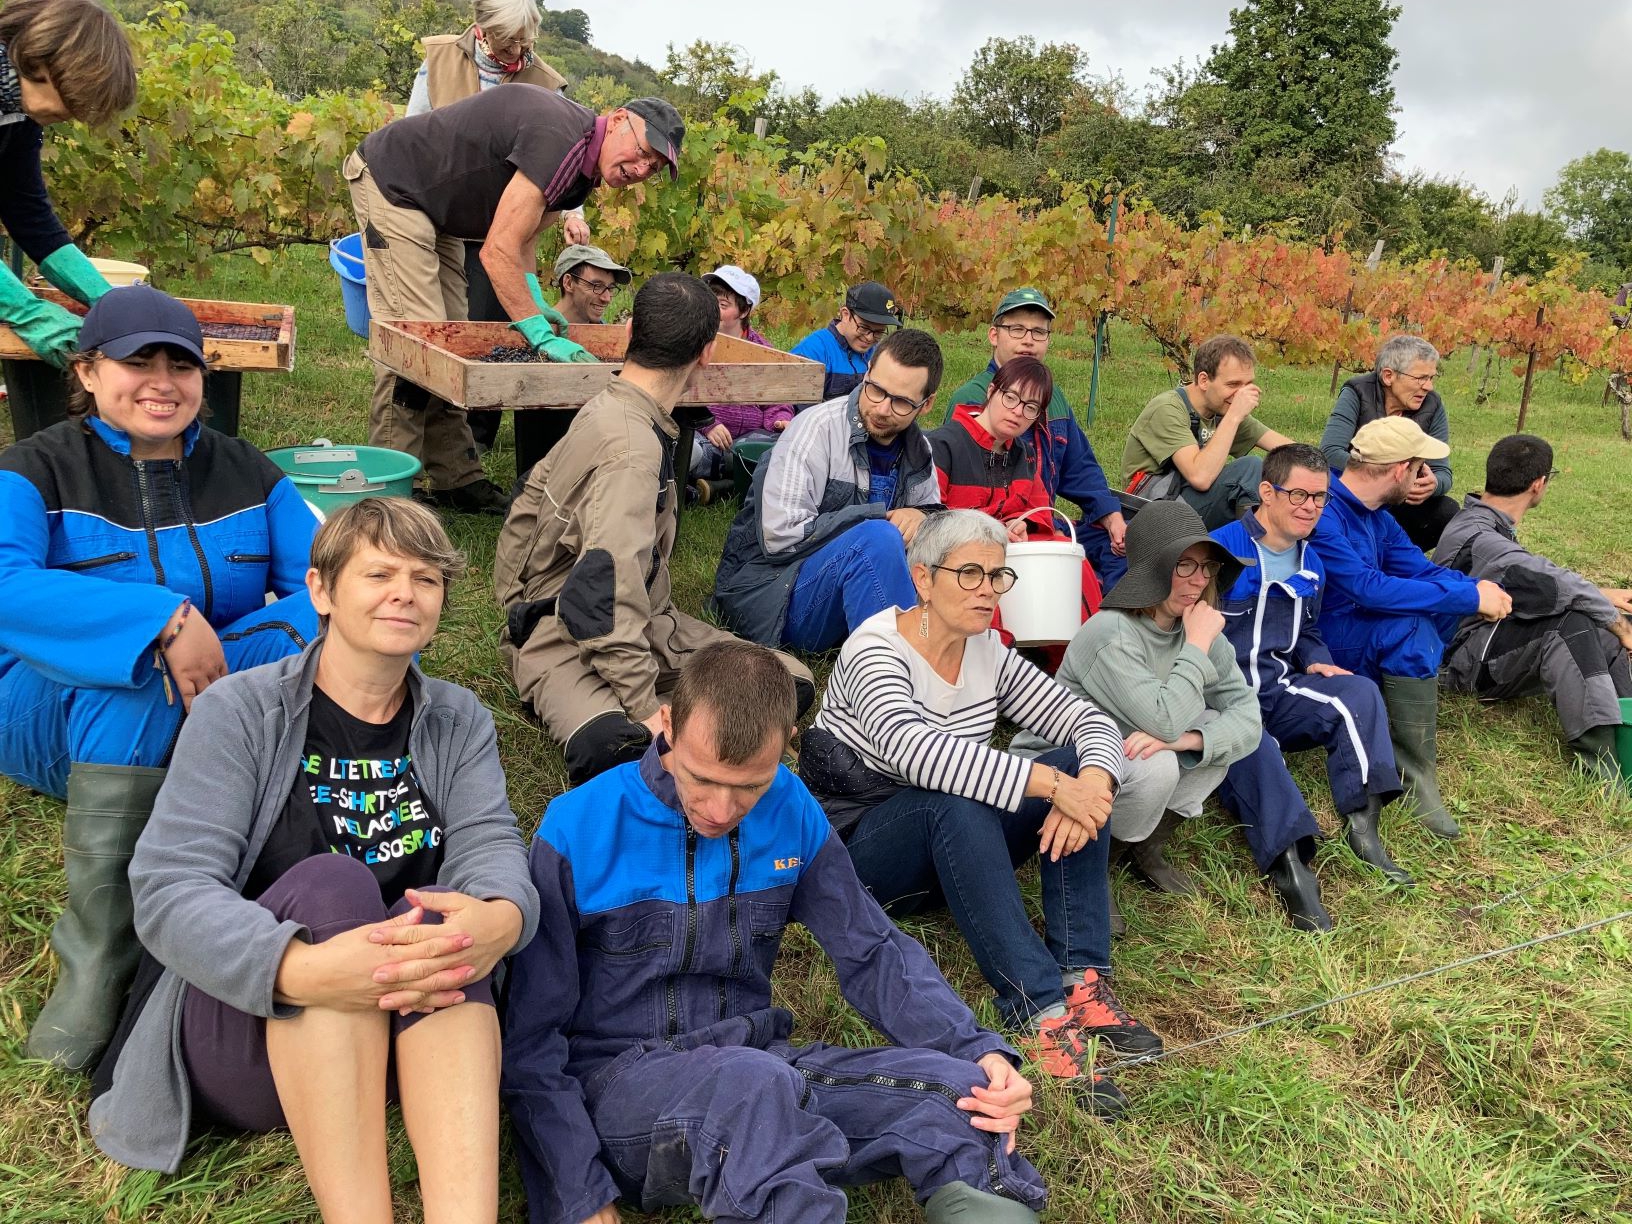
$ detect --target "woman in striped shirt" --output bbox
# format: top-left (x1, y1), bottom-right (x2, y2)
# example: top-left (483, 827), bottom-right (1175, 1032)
top-left (799, 510), bottom-right (1161, 1114)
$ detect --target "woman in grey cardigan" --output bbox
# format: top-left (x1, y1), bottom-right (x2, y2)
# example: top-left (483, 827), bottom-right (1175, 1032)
top-left (1021, 501), bottom-right (1331, 931)
top-left (89, 498), bottom-right (540, 1218)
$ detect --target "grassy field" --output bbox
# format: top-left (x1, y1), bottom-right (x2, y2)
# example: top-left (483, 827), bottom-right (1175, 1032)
top-left (2, 245), bottom-right (1629, 1223)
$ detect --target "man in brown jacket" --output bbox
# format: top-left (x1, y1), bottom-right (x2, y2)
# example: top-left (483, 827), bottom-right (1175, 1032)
top-left (495, 273), bottom-right (814, 783)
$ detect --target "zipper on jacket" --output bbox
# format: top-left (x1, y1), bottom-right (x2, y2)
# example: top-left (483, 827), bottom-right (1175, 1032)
top-left (174, 467), bottom-right (215, 620)
top-left (665, 826), bottom-right (700, 1037)
top-left (61, 550), bottom-right (136, 571)
top-left (227, 552), bottom-right (271, 564)
top-left (719, 829), bottom-right (742, 1021)
top-left (796, 1067), bottom-right (1015, 1200)
top-left (133, 463), bottom-right (167, 587)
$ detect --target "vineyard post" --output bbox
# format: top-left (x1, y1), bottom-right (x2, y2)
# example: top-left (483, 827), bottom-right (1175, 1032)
top-left (1330, 240), bottom-right (1385, 394)
top-left (753, 117), bottom-right (768, 140)
top-left (1515, 304), bottom-right (1544, 432)
top-left (1466, 255), bottom-right (1504, 373)
top-left (1087, 192), bottom-right (1121, 426)
top-left (966, 176), bottom-right (982, 202)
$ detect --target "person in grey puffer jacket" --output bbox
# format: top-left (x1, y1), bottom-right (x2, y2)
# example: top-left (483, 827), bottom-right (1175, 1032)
top-left (89, 499), bottom-right (539, 1219)
top-left (1434, 434), bottom-right (1632, 784)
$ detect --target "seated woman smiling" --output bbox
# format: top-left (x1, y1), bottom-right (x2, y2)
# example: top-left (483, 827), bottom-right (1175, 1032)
top-left (90, 497), bottom-right (539, 1221)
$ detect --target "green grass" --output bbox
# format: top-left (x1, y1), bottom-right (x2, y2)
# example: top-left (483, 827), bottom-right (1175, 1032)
top-left (2, 245), bottom-right (1630, 1223)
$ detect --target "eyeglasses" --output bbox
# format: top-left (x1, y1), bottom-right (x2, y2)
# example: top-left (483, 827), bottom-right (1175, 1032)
top-left (996, 323), bottom-right (1051, 342)
top-left (621, 114), bottom-right (663, 173)
top-left (566, 271), bottom-right (617, 298)
top-left (860, 377), bottom-right (932, 417)
top-left (933, 563), bottom-right (1018, 593)
top-left (1270, 484), bottom-right (1328, 507)
top-left (846, 311), bottom-right (888, 341)
top-left (1547, 468), bottom-right (1561, 480)
top-left (995, 388), bottom-right (1044, 419)
top-left (1173, 558), bottom-right (1224, 579)
top-left (1391, 369), bottom-right (1437, 385)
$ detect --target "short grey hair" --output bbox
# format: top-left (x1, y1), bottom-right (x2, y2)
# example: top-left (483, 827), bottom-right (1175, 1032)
top-left (906, 509), bottom-right (1007, 571)
top-left (473, 0), bottom-right (542, 41)
top-left (1376, 334), bottom-right (1439, 375)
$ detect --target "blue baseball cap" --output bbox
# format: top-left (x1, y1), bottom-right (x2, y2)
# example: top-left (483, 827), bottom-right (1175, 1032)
top-left (78, 283), bottom-right (208, 366)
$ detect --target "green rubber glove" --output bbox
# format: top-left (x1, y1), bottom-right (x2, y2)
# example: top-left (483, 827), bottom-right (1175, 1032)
top-left (39, 244), bottom-right (114, 306)
top-left (524, 273), bottom-right (568, 335)
top-left (0, 260), bottom-right (81, 368)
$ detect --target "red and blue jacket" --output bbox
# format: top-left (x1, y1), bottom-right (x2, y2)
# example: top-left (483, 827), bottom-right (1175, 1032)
top-left (501, 740), bottom-right (1014, 1224)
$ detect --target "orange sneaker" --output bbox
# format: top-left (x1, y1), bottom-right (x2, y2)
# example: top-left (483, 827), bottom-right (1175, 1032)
top-left (1028, 1013), bottom-right (1129, 1118)
top-left (1064, 969), bottom-right (1164, 1059)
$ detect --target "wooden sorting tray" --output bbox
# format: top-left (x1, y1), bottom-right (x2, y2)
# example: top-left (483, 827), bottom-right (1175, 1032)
top-left (371, 319), bottom-right (825, 409)
top-left (0, 288), bottom-right (295, 372)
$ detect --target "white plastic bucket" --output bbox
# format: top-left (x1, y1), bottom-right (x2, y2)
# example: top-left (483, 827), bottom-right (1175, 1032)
top-left (999, 510), bottom-right (1087, 645)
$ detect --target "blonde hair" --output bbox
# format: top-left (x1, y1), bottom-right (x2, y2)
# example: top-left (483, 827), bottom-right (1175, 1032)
top-left (0, 0), bottom-right (136, 126)
top-left (472, 0), bottom-right (542, 42)
top-left (310, 498), bottom-right (467, 601)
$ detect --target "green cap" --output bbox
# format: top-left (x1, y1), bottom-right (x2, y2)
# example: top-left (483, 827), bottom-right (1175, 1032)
top-left (993, 287), bottom-right (1055, 322)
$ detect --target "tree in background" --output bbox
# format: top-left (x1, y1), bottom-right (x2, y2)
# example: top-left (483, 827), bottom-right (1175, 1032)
top-left (661, 39), bottom-right (778, 119)
top-left (951, 36), bottom-right (1087, 153)
top-left (541, 6), bottom-right (590, 44)
top-left (1546, 149), bottom-right (1632, 277)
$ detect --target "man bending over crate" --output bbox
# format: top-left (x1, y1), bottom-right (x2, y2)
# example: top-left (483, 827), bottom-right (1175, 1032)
top-left (344, 88), bottom-right (684, 514)
top-left (494, 273), bottom-right (813, 785)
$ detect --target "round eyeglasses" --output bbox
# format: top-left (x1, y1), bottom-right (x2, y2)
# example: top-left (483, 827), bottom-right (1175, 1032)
top-left (932, 563), bottom-right (1018, 593)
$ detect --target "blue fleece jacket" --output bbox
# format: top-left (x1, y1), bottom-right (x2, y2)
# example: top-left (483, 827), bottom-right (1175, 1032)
top-left (501, 740), bottom-right (1014, 1224)
top-left (790, 322), bottom-right (872, 402)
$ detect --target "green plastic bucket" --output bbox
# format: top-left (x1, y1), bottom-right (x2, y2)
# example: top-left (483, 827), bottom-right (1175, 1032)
top-left (731, 437), bottom-right (776, 494)
top-left (266, 441), bottom-right (421, 519)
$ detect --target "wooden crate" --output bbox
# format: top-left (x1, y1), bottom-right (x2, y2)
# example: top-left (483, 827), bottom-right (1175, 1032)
top-left (370, 319), bottom-right (825, 409)
top-left (0, 288), bottom-right (295, 372)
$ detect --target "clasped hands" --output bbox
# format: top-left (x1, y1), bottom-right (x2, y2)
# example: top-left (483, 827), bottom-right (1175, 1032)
top-left (275, 891), bottom-right (522, 1017)
top-left (1029, 763), bottom-right (1114, 862)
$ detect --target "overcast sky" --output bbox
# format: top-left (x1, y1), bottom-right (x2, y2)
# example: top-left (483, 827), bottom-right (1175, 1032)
top-left (581, 0), bottom-right (1631, 209)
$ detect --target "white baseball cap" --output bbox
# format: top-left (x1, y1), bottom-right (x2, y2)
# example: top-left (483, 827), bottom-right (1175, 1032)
top-left (704, 264), bottom-right (761, 310)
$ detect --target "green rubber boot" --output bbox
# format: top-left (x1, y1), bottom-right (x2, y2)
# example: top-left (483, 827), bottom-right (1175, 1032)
top-left (1566, 725), bottom-right (1622, 787)
top-left (27, 763), bottom-right (167, 1072)
top-left (1380, 675), bottom-right (1460, 838)
top-left (924, 1181), bottom-right (1040, 1224)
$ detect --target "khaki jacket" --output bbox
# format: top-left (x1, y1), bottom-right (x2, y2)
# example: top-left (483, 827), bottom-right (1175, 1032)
top-left (422, 27), bottom-right (566, 109)
top-left (495, 380), bottom-right (684, 721)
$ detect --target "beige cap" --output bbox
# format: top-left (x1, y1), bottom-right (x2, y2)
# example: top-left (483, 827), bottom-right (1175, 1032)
top-left (1349, 416), bottom-right (1450, 464)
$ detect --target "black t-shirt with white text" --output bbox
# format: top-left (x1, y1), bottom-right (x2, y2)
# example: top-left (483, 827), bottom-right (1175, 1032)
top-left (248, 686), bottom-right (445, 904)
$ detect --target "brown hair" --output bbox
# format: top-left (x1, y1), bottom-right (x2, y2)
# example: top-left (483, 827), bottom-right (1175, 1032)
top-left (669, 641), bottom-right (795, 763)
top-left (0, 0), bottom-right (137, 127)
top-left (1193, 334), bottom-right (1255, 382)
top-left (309, 497), bottom-right (467, 606)
top-left (989, 354), bottom-right (1053, 411)
top-left (66, 345), bottom-right (210, 422)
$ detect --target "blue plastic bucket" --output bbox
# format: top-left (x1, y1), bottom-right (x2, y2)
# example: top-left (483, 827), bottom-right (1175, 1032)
top-left (329, 233), bottom-right (370, 338)
top-left (266, 441), bottom-right (420, 519)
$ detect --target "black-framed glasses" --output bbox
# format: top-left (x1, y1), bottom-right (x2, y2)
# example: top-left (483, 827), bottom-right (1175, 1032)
top-left (565, 271), bottom-right (617, 298)
top-left (1174, 558), bottom-right (1224, 579)
top-left (932, 563), bottom-right (1018, 593)
top-left (996, 323), bottom-right (1050, 342)
top-left (1270, 484), bottom-right (1328, 507)
top-left (996, 388), bottom-right (1044, 419)
top-left (845, 310), bottom-right (888, 340)
top-left (1547, 467), bottom-right (1561, 480)
top-left (860, 377), bottom-right (932, 417)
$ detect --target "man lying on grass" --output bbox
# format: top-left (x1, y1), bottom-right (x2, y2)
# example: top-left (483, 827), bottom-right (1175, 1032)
top-left (502, 640), bottom-right (1047, 1224)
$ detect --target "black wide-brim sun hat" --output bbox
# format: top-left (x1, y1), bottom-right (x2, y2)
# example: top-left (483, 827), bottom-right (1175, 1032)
top-left (1100, 500), bottom-right (1254, 611)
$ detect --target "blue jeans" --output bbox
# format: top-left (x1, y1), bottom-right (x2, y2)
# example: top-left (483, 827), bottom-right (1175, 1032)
top-left (0, 589), bottom-right (318, 798)
top-left (843, 745), bottom-right (1111, 1028)
top-left (783, 520), bottom-right (916, 653)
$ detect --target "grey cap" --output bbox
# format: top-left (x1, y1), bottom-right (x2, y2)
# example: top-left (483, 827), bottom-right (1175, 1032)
top-left (552, 244), bottom-right (632, 285)
top-left (1099, 500), bottom-right (1253, 611)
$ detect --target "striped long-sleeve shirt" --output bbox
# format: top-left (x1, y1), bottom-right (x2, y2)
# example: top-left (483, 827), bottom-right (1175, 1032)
top-left (811, 608), bottom-right (1125, 814)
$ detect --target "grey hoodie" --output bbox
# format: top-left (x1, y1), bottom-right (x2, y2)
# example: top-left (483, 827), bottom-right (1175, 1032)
top-left (89, 639), bottom-right (539, 1172)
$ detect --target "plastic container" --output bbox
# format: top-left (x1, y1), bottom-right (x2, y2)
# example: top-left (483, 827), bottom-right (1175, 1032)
top-left (90, 257), bottom-right (149, 286)
top-left (998, 510), bottom-right (1088, 645)
top-left (329, 233), bottom-right (370, 338)
top-left (730, 436), bottom-right (776, 493)
top-left (1614, 698), bottom-right (1632, 780)
top-left (266, 440), bottom-right (419, 519)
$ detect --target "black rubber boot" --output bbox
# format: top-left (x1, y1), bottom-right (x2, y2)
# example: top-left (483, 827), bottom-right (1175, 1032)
top-left (1266, 848), bottom-right (1334, 932)
top-left (924, 1181), bottom-right (1041, 1223)
top-left (28, 763), bottom-right (167, 1071)
top-left (1567, 725), bottom-right (1623, 786)
top-left (428, 476), bottom-right (511, 516)
top-left (1342, 796), bottom-right (1415, 886)
top-left (1125, 810), bottom-right (1196, 895)
top-left (1380, 674), bottom-right (1460, 838)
